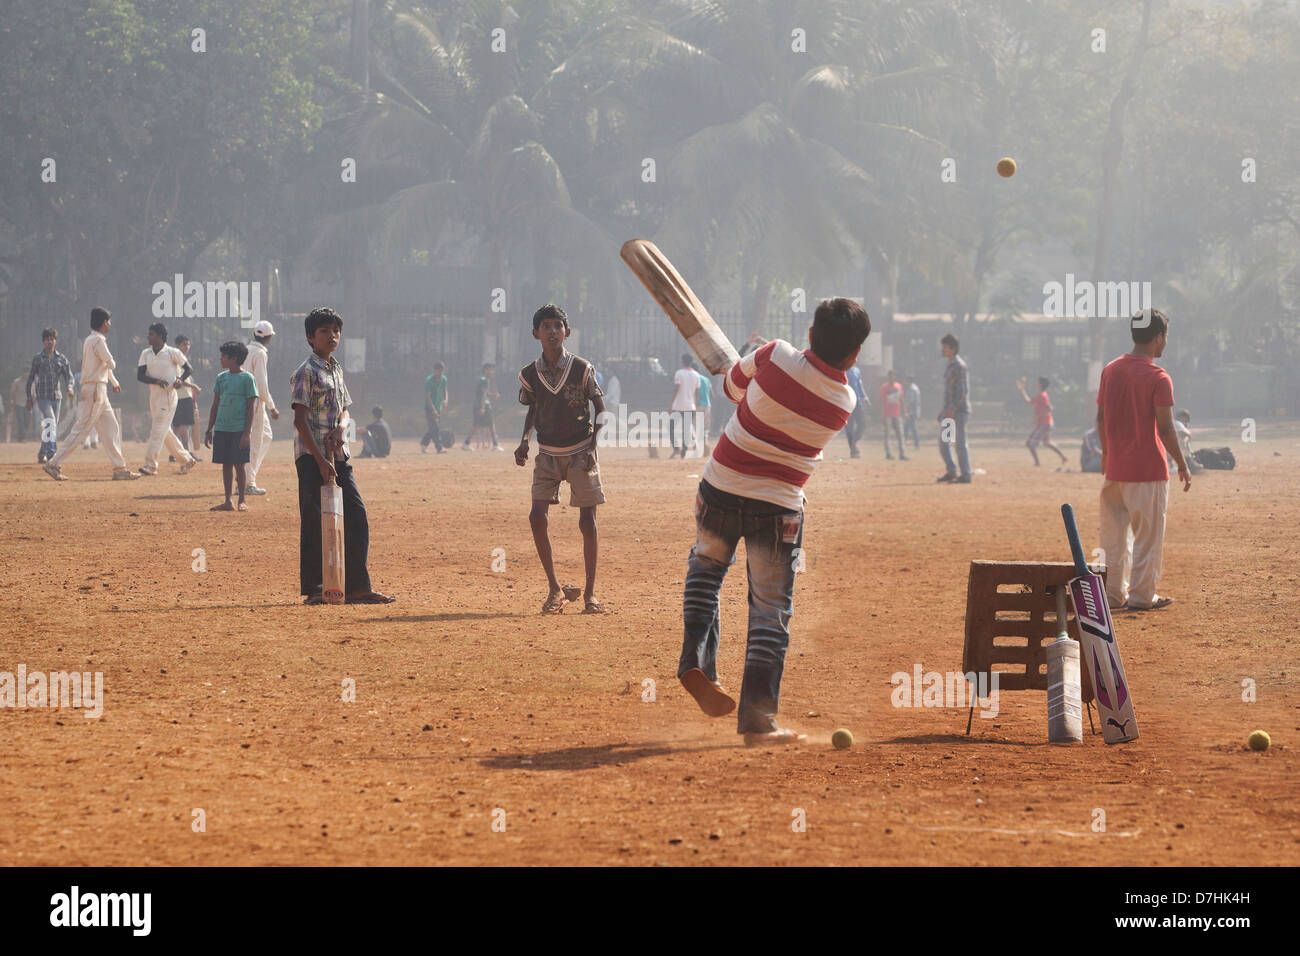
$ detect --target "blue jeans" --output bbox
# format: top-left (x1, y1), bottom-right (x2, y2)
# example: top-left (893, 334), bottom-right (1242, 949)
top-left (35, 398), bottom-right (61, 460)
top-left (939, 409), bottom-right (971, 477)
top-left (679, 480), bottom-right (803, 734)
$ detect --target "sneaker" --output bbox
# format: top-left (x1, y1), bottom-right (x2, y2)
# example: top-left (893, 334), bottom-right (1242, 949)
top-left (138, 467), bottom-right (157, 476)
top-left (44, 462), bottom-right (67, 481)
top-left (936, 473), bottom-right (957, 483)
top-left (955, 474), bottom-right (972, 483)
top-left (168, 455), bottom-right (176, 463)
top-left (743, 727), bottom-right (807, 747)
top-left (177, 459), bottom-right (197, 475)
top-left (492, 444), bottom-right (504, 452)
top-left (244, 485), bottom-right (268, 495)
top-left (112, 469), bottom-right (140, 481)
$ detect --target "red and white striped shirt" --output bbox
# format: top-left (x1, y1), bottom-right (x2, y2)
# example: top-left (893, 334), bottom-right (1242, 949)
top-left (701, 340), bottom-right (856, 511)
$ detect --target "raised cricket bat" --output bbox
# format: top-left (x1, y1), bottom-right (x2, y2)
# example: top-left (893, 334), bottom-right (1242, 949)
top-left (620, 239), bottom-right (740, 376)
top-left (322, 477), bottom-right (345, 605)
top-left (1061, 503), bottom-right (1138, 743)
top-left (1045, 585), bottom-right (1083, 743)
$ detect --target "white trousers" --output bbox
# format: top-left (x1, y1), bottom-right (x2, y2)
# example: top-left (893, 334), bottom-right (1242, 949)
top-left (144, 387), bottom-right (193, 471)
top-left (52, 384), bottom-right (126, 470)
top-left (1098, 479), bottom-right (1169, 607)
top-left (247, 403), bottom-right (273, 486)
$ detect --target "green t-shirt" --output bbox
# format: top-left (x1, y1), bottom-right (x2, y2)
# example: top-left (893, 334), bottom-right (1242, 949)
top-left (425, 373), bottom-right (447, 412)
top-left (213, 369), bottom-right (257, 432)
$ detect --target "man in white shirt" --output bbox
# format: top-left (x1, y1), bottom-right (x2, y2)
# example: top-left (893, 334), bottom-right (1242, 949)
top-left (136, 322), bottom-right (197, 476)
top-left (44, 307), bottom-right (137, 481)
top-left (244, 320), bottom-right (279, 495)
top-left (669, 353), bottom-right (701, 459)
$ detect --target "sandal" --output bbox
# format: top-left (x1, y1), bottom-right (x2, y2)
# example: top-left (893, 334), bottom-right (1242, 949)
top-left (743, 727), bottom-right (807, 747)
top-left (541, 592), bottom-right (566, 614)
top-left (1128, 596), bottom-right (1173, 611)
top-left (345, 592), bottom-right (396, 605)
top-left (581, 600), bottom-right (607, 614)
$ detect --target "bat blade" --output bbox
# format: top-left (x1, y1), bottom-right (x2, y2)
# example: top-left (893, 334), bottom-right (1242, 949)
top-left (620, 239), bottom-right (740, 375)
top-left (322, 478), bottom-right (345, 605)
top-left (1062, 504), bottom-right (1138, 743)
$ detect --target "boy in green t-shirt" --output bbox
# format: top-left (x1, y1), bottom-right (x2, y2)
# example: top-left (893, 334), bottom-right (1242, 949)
top-left (421, 361), bottom-right (449, 453)
top-left (204, 340), bottom-right (258, 512)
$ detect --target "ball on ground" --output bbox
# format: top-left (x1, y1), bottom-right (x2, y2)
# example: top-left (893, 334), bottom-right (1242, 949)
top-left (1248, 730), bottom-right (1270, 751)
top-left (831, 728), bottom-right (853, 750)
top-left (997, 157), bottom-right (1017, 178)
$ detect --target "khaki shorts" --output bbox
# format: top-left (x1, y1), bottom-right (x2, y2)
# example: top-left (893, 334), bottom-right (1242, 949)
top-left (532, 449), bottom-right (606, 507)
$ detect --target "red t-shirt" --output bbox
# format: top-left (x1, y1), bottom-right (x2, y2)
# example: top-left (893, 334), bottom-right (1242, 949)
top-left (1097, 353), bottom-right (1174, 482)
top-left (879, 381), bottom-right (903, 418)
top-left (1031, 391), bottom-right (1052, 426)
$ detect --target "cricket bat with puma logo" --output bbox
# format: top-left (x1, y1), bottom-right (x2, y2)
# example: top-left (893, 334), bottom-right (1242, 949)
top-left (1061, 503), bottom-right (1138, 743)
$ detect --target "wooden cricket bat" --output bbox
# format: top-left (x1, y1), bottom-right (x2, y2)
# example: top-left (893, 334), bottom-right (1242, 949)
top-left (1045, 585), bottom-right (1083, 743)
top-left (1061, 504), bottom-right (1138, 743)
top-left (620, 239), bottom-right (740, 376)
top-left (322, 477), bottom-right (345, 605)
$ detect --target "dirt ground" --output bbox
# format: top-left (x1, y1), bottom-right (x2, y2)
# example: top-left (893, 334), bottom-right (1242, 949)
top-left (0, 422), bottom-right (1296, 866)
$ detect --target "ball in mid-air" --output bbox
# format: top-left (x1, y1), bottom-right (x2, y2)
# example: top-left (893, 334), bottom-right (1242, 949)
top-left (831, 728), bottom-right (853, 750)
top-left (1247, 730), bottom-right (1270, 751)
top-left (997, 157), bottom-right (1017, 178)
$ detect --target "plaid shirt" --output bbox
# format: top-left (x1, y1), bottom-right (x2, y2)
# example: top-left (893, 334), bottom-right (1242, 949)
top-left (289, 352), bottom-right (352, 460)
top-left (943, 355), bottom-right (971, 416)
top-left (27, 350), bottom-right (73, 402)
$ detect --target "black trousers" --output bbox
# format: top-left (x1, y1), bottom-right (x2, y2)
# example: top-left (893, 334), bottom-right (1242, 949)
top-left (296, 454), bottom-right (372, 597)
top-left (421, 406), bottom-right (448, 450)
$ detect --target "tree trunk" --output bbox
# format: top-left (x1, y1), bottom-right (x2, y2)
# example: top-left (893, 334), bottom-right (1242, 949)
top-left (1090, 0), bottom-right (1154, 370)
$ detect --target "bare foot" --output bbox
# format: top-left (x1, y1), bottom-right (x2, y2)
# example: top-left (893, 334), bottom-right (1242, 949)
top-left (210, 501), bottom-right (234, 511)
top-left (237, 501), bottom-right (248, 511)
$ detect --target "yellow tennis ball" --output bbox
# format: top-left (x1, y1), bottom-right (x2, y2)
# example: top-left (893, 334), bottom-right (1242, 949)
top-left (997, 157), bottom-right (1017, 178)
top-left (1248, 730), bottom-right (1270, 751)
top-left (832, 728), bottom-right (853, 750)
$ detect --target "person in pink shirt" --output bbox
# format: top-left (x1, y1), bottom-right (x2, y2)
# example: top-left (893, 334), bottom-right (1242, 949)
top-left (1016, 375), bottom-right (1067, 466)
top-left (1095, 309), bottom-right (1192, 612)
top-left (878, 369), bottom-right (907, 460)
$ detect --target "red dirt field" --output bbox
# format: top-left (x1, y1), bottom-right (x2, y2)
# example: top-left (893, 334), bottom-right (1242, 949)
top-left (0, 423), bottom-right (1296, 866)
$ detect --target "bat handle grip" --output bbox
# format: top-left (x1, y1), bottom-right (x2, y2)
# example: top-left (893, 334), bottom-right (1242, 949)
top-left (1061, 503), bottom-right (1088, 575)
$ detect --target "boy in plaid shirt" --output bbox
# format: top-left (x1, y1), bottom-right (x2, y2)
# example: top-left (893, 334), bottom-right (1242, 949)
top-left (26, 328), bottom-right (74, 463)
top-left (289, 308), bottom-right (395, 606)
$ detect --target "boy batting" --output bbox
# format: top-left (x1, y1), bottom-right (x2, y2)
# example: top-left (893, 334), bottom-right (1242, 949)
top-left (679, 298), bottom-right (867, 745)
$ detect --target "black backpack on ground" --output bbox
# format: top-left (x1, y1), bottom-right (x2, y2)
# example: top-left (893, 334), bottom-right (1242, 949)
top-left (1192, 447), bottom-right (1235, 470)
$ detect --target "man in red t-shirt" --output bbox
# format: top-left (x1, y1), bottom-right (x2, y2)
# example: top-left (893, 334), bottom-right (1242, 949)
top-left (1095, 309), bottom-right (1192, 611)
top-left (879, 370), bottom-right (907, 460)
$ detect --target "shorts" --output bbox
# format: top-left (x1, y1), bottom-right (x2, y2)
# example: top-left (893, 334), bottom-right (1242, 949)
top-left (173, 397), bottom-right (196, 426)
top-left (532, 449), bottom-right (605, 507)
top-left (211, 429), bottom-right (250, 464)
top-left (1027, 423), bottom-right (1052, 445)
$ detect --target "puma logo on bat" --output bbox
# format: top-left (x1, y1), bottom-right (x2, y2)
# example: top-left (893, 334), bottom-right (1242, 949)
top-left (1106, 717), bottom-right (1131, 734)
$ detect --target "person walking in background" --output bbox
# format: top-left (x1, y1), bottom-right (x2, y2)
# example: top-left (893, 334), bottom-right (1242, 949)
top-left (244, 320), bottom-right (279, 495)
top-left (1095, 308), bottom-right (1191, 612)
top-left (879, 369), bottom-right (907, 460)
top-left (1016, 375), bottom-right (1068, 467)
top-left (170, 335), bottom-right (202, 458)
top-left (463, 362), bottom-right (502, 451)
top-left (669, 353), bottom-right (701, 459)
top-left (421, 361), bottom-right (449, 453)
top-left (696, 369), bottom-right (713, 457)
top-left (844, 363), bottom-right (869, 458)
top-left (903, 374), bottom-right (921, 449)
top-left (44, 308), bottom-right (137, 481)
top-left (136, 322), bottom-right (197, 476)
top-left (936, 333), bottom-right (972, 483)
top-left (7, 373), bottom-right (29, 444)
top-left (25, 328), bottom-right (74, 463)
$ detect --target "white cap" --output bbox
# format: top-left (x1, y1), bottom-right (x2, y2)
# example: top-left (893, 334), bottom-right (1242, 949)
top-left (254, 320), bottom-right (275, 337)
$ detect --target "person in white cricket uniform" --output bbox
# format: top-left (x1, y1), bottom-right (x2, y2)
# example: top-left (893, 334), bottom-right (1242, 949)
top-left (44, 307), bottom-right (137, 481)
top-left (244, 320), bottom-right (279, 495)
top-left (136, 321), bottom-right (198, 475)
